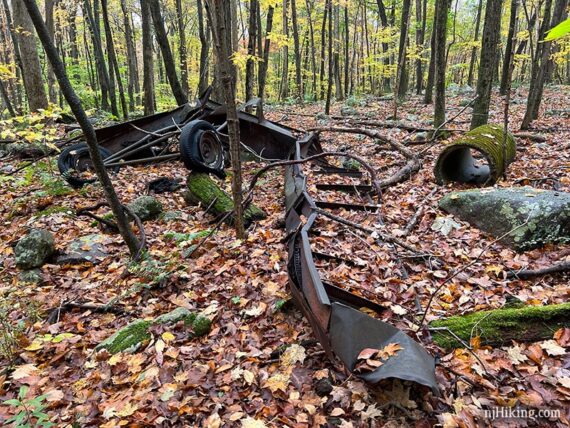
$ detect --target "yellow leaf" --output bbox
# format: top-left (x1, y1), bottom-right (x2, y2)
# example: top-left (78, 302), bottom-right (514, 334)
top-left (24, 340), bottom-right (43, 351)
top-left (281, 344), bottom-right (306, 367)
top-left (162, 332), bottom-right (175, 343)
top-left (243, 370), bottom-right (255, 385)
top-left (155, 339), bottom-right (166, 353)
top-left (264, 372), bottom-right (290, 393)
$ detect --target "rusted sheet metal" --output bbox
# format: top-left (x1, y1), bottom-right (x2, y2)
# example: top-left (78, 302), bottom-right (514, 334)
top-left (285, 136), bottom-right (438, 391)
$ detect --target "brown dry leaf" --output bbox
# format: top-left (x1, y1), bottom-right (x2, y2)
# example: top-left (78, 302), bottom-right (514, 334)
top-left (263, 372), bottom-right (289, 393)
top-left (541, 340), bottom-right (566, 356)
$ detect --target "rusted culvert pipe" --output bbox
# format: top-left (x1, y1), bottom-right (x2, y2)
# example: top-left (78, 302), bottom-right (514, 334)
top-left (434, 124), bottom-right (516, 185)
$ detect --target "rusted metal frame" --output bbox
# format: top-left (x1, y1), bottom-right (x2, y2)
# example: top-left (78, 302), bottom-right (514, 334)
top-left (315, 183), bottom-right (374, 193)
top-left (284, 137), bottom-right (438, 392)
top-left (104, 153), bottom-right (180, 168)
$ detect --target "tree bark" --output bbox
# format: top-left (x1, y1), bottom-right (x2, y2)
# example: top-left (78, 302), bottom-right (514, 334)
top-left (197, 0), bottom-right (210, 95)
top-left (148, 0), bottom-right (188, 106)
top-left (21, 0), bottom-right (140, 256)
top-left (324, 0), bottom-right (333, 114)
top-left (396, 0), bottom-right (411, 99)
top-left (258, 4), bottom-right (274, 101)
top-left (470, 0), bottom-right (503, 129)
top-left (279, 0), bottom-right (289, 100)
top-left (205, 0), bottom-right (245, 238)
top-left (120, 0), bottom-right (139, 110)
top-left (291, 0), bottom-right (303, 101)
top-left (467, 0), bottom-right (483, 87)
top-left (434, 0), bottom-right (450, 127)
top-left (423, 7), bottom-right (436, 104)
top-left (101, 0), bottom-right (128, 119)
top-left (415, 0), bottom-right (424, 94)
top-left (44, 0), bottom-right (57, 103)
top-left (141, 0), bottom-right (155, 115)
top-left (175, 0), bottom-right (189, 97)
top-left (245, 0), bottom-right (258, 105)
top-left (500, 0), bottom-right (519, 95)
top-left (12, 0), bottom-right (48, 111)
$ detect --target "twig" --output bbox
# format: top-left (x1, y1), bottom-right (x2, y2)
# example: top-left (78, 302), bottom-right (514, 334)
top-left (47, 301), bottom-right (124, 324)
top-left (507, 260), bottom-right (570, 279)
top-left (403, 188), bottom-right (439, 236)
top-left (417, 215), bottom-right (532, 330)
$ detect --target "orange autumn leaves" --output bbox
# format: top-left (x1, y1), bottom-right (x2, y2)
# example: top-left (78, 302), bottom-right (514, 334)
top-left (354, 343), bottom-right (403, 373)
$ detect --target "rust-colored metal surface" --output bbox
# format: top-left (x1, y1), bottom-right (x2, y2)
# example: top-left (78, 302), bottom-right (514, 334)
top-left (284, 134), bottom-right (438, 391)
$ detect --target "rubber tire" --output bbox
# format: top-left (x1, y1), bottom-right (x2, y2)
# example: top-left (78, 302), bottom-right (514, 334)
top-left (58, 143), bottom-right (118, 188)
top-left (179, 120), bottom-right (225, 178)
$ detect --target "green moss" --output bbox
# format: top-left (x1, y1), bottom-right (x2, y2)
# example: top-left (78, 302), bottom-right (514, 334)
top-left (95, 320), bottom-right (152, 354)
top-left (430, 303), bottom-right (570, 348)
top-left (191, 315), bottom-right (211, 337)
top-left (34, 206), bottom-right (70, 218)
top-left (186, 172), bottom-right (266, 226)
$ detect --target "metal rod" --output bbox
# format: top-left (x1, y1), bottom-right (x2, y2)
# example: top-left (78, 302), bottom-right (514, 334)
top-left (104, 153), bottom-right (179, 167)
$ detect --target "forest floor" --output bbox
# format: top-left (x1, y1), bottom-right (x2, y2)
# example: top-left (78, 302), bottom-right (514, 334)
top-left (0, 86), bottom-right (569, 427)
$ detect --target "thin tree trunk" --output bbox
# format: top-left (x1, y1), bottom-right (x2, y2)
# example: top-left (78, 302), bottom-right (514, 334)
top-left (396, 0), bottom-right (411, 99)
top-left (245, 0), bottom-right (258, 104)
top-left (279, 0), bottom-right (289, 100)
top-left (470, 0), bottom-right (503, 129)
top-left (141, 0), bottom-right (155, 114)
top-left (500, 0), bottom-right (519, 95)
top-left (415, 0), bottom-right (425, 94)
top-left (258, 4), bottom-right (274, 100)
top-left (423, 14), bottom-right (436, 104)
top-left (120, 0), bottom-right (138, 111)
top-left (291, 0), bottom-right (303, 101)
top-left (305, 0), bottom-right (317, 98)
top-left (204, 0), bottom-right (245, 238)
top-left (12, 0), bottom-right (48, 111)
top-left (197, 0), bottom-right (210, 95)
top-left (319, 3), bottom-right (327, 99)
top-left (434, 0), bottom-right (450, 128)
top-left (467, 0), bottom-right (483, 87)
top-left (343, 5), bottom-right (349, 98)
top-left (376, 0), bottom-right (391, 92)
top-left (45, 0), bottom-right (57, 103)
top-left (175, 0), bottom-right (189, 97)
top-left (21, 0), bottom-right (140, 256)
top-left (148, 0), bottom-right (188, 105)
top-left (101, 0), bottom-right (128, 119)
top-left (325, 0), bottom-right (333, 114)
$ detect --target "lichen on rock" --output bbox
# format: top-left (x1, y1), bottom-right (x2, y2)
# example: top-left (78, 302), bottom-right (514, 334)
top-left (439, 187), bottom-right (570, 251)
top-left (127, 196), bottom-right (163, 221)
top-left (15, 229), bottom-right (55, 269)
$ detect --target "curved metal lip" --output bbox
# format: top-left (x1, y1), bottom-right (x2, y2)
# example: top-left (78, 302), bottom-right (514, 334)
top-left (284, 137), bottom-right (438, 392)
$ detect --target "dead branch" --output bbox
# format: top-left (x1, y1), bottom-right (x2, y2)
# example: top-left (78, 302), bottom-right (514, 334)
top-left (47, 301), bottom-right (124, 324)
top-left (507, 261), bottom-right (570, 279)
top-left (404, 188), bottom-right (439, 236)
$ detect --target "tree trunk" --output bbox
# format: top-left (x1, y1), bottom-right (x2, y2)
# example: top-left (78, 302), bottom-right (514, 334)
top-left (148, 0), bottom-right (188, 106)
top-left (83, 0), bottom-right (114, 114)
top-left (197, 0), bottom-right (210, 95)
top-left (141, 0), bottom-right (155, 115)
top-left (120, 0), bottom-right (139, 111)
top-left (12, 0), bottom-right (48, 111)
top-left (279, 0), bottom-right (289, 100)
top-left (258, 4), bottom-right (274, 100)
top-left (101, 0), bottom-right (128, 119)
top-left (500, 0), bottom-right (519, 95)
top-left (430, 303), bottom-right (570, 348)
top-left (415, 0), bottom-right (424, 94)
top-left (175, 0), bottom-right (189, 97)
top-left (44, 0), bottom-right (57, 103)
top-left (423, 12), bottom-right (436, 104)
top-left (245, 0), bottom-right (258, 104)
top-left (319, 2), bottom-right (327, 99)
top-left (434, 0), bottom-right (450, 128)
top-left (291, 0), bottom-right (303, 101)
top-left (521, 0), bottom-right (567, 129)
top-left (470, 0), bottom-right (503, 129)
top-left (376, 0), bottom-right (391, 92)
top-left (396, 0), bottom-right (411, 99)
top-left (21, 0), bottom-right (140, 256)
top-left (305, 0), bottom-right (317, 98)
top-left (324, 0), bottom-right (333, 114)
top-left (467, 0), bottom-right (483, 87)
top-left (204, 0), bottom-right (245, 239)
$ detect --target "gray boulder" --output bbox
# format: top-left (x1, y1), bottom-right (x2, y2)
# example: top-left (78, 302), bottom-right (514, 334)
top-left (15, 229), bottom-right (55, 269)
top-left (55, 234), bottom-right (108, 265)
top-left (439, 187), bottom-right (570, 251)
top-left (127, 196), bottom-right (163, 221)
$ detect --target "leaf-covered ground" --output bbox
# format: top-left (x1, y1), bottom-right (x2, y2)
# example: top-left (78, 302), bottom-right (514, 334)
top-left (1, 86), bottom-right (569, 427)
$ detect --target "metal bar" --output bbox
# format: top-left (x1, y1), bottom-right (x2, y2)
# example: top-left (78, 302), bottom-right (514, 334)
top-left (104, 133), bottom-right (178, 164)
top-left (315, 184), bottom-right (374, 193)
top-left (314, 168), bottom-right (364, 177)
top-left (314, 201), bottom-right (381, 211)
top-left (104, 153), bottom-right (179, 167)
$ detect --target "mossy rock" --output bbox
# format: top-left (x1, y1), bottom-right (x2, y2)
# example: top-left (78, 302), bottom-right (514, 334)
top-left (430, 303), bottom-right (570, 348)
top-left (186, 172), bottom-right (266, 227)
top-left (434, 124), bottom-right (516, 185)
top-left (127, 196), bottom-right (163, 221)
top-left (439, 187), bottom-right (570, 251)
top-left (15, 229), bottom-right (55, 269)
top-left (96, 307), bottom-right (210, 354)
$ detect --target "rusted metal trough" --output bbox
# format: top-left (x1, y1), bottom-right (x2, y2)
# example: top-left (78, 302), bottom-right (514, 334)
top-left (284, 134), bottom-right (437, 391)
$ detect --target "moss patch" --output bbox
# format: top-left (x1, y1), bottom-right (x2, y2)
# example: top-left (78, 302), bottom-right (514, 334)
top-left (430, 303), bottom-right (570, 348)
top-left (186, 172), bottom-right (266, 226)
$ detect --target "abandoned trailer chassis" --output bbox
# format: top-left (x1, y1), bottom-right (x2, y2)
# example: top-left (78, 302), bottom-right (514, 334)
top-left (284, 135), bottom-right (437, 391)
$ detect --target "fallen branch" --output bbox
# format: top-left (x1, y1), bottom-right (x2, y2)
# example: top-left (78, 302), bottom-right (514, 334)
top-left (404, 188), bottom-right (439, 236)
top-left (507, 261), bottom-right (570, 279)
top-left (47, 301), bottom-right (124, 324)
